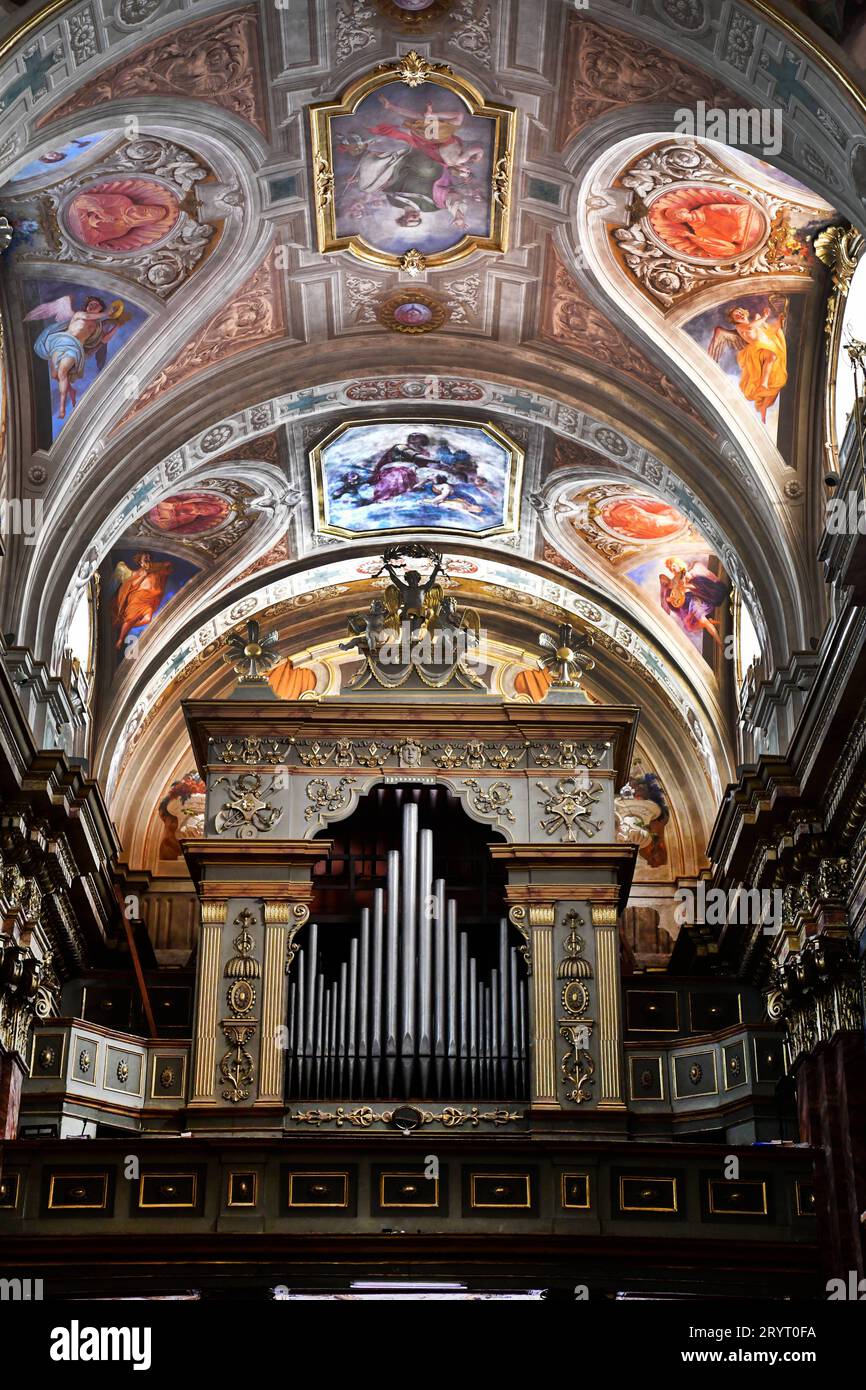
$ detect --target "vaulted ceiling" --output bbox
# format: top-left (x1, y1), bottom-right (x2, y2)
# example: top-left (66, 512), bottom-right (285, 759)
top-left (0, 0), bottom-right (862, 883)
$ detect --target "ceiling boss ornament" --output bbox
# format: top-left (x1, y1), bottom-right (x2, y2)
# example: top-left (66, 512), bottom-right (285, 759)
top-left (308, 54), bottom-right (516, 271)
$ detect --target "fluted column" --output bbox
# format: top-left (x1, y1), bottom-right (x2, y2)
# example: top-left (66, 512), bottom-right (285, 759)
top-left (592, 904), bottom-right (626, 1110)
top-left (189, 900), bottom-right (226, 1106)
top-left (257, 901), bottom-right (310, 1104)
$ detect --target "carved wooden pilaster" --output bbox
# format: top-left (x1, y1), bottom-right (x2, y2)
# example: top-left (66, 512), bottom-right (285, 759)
top-left (190, 899), bottom-right (226, 1105)
top-left (591, 903), bottom-right (626, 1110)
top-left (257, 901), bottom-right (311, 1104)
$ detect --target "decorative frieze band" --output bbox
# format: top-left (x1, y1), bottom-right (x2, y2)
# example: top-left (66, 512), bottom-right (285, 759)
top-left (209, 736), bottom-right (610, 773)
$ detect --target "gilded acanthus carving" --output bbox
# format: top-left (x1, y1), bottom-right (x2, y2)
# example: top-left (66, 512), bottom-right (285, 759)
top-left (461, 779), bottom-right (515, 824)
top-left (556, 911), bottom-right (594, 1105)
top-left (560, 1022), bottom-right (595, 1105)
top-left (0, 937), bottom-right (60, 1061)
top-left (304, 777), bottom-right (357, 825)
top-left (214, 737), bottom-right (291, 766)
top-left (506, 906), bottom-right (533, 973)
top-left (41, 7), bottom-right (267, 134)
top-left (219, 910), bottom-right (262, 1102)
top-left (814, 226), bottom-right (862, 334)
top-left (210, 736), bottom-right (604, 773)
top-left (766, 935), bottom-right (863, 1066)
top-left (290, 1105), bottom-right (521, 1128)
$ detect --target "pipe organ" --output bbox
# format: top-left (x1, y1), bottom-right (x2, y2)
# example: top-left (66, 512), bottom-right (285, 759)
top-left (183, 696), bottom-right (638, 1137)
top-left (286, 799), bottom-right (529, 1101)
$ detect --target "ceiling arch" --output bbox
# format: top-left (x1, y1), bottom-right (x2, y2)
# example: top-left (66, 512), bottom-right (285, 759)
top-left (0, 0), bottom-right (857, 891)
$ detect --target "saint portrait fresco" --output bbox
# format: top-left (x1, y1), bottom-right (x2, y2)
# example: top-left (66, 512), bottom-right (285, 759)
top-left (63, 177), bottom-right (180, 254)
top-left (107, 547), bottom-right (200, 661)
top-left (23, 279), bottom-right (148, 442)
top-left (628, 553), bottom-right (731, 655)
top-left (158, 770), bottom-right (206, 860)
top-left (647, 185), bottom-right (768, 262)
top-left (144, 491), bottom-right (234, 537)
top-left (310, 58), bottom-right (515, 269)
top-left (311, 420), bottom-right (522, 538)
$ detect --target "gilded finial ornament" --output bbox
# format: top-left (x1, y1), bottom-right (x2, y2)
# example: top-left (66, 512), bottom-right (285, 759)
top-left (538, 622), bottom-right (596, 688)
top-left (224, 619), bottom-right (280, 684)
top-left (400, 248), bottom-right (427, 276)
top-left (391, 50), bottom-right (452, 87)
top-left (556, 910), bottom-right (592, 980)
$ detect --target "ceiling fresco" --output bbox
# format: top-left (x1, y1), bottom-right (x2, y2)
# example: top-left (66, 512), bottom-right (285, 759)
top-left (583, 136), bottom-right (837, 466)
top-left (561, 481), bottom-right (733, 668)
top-left (0, 0), bottom-right (860, 906)
top-left (311, 418), bottom-right (522, 539)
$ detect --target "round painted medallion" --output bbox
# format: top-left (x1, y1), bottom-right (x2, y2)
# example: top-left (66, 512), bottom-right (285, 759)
top-left (63, 176), bottom-right (180, 254)
top-left (646, 184), bottom-right (768, 264)
top-left (144, 491), bottom-right (233, 537)
top-left (595, 494), bottom-right (689, 543)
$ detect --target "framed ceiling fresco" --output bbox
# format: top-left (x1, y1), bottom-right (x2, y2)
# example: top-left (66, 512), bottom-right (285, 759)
top-left (310, 418), bottom-right (523, 539)
top-left (308, 52), bottom-right (516, 272)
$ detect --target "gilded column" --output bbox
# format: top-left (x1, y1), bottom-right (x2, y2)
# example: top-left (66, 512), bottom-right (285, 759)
top-left (190, 900), bottom-right (226, 1104)
top-left (592, 904), bottom-right (626, 1109)
top-left (510, 904), bottom-right (558, 1108)
top-left (257, 902), bottom-right (310, 1103)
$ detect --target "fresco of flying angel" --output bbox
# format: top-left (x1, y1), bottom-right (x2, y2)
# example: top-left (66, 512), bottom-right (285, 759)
top-left (707, 295), bottom-right (788, 424)
top-left (24, 294), bottom-right (128, 419)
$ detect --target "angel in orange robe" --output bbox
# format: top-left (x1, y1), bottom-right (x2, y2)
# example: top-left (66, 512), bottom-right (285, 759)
top-left (112, 552), bottom-right (173, 648)
top-left (708, 298), bottom-right (788, 424)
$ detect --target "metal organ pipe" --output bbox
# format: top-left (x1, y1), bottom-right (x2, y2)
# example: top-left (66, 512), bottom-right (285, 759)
top-left (287, 799), bottom-right (528, 1102)
top-left (400, 800), bottom-right (419, 1091)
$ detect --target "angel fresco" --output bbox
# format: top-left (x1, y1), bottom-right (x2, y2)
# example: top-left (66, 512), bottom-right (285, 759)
top-left (24, 294), bottom-right (128, 419)
top-left (659, 557), bottom-right (730, 648)
top-left (111, 551), bottom-right (174, 650)
top-left (707, 296), bottom-right (788, 424)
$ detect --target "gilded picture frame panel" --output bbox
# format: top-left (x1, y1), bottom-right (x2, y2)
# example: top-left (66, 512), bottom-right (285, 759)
top-left (308, 55), bottom-right (516, 272)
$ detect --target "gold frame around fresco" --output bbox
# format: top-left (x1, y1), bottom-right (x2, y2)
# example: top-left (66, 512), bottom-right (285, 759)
top-left (309, 416), bottom-right (524, 540)
top-left (308, 53), bottom-right (516, 271)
